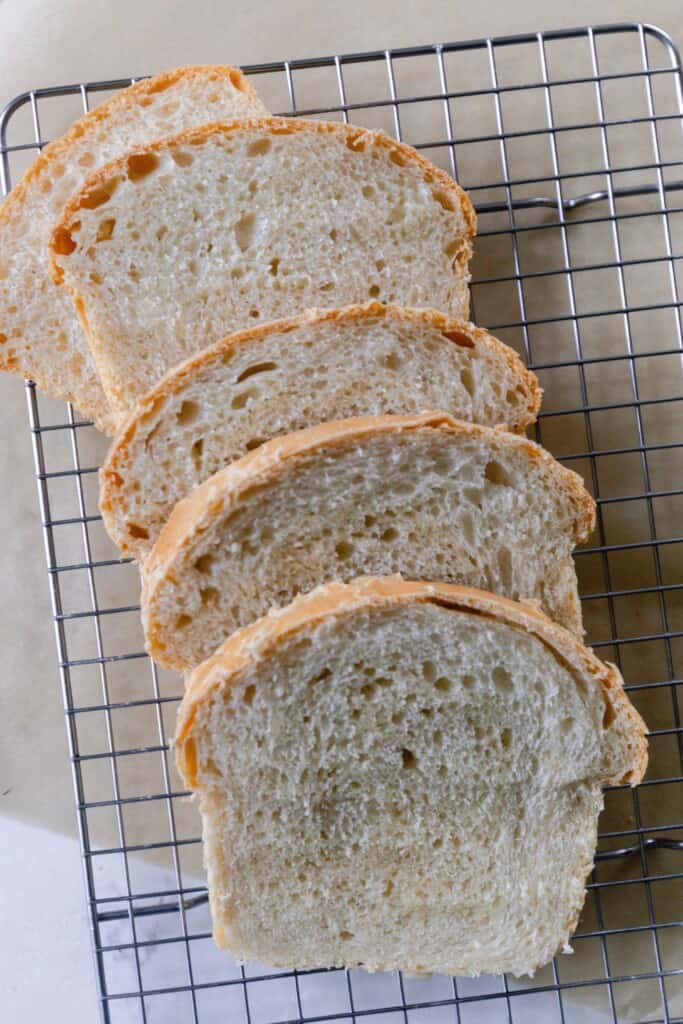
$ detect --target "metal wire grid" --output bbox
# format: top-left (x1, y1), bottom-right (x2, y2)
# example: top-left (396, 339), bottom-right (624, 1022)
top-left (1, 19), bottom-right (683, 1024)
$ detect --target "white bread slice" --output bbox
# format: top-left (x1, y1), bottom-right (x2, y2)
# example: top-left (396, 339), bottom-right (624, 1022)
top-left (49, 118), bottom-right (476, 426)
top-left (142, 412), bottom-right (595, 670)
top-left (175, 576), bottom-right (647, 976)
top-left (0, 66), bottom-right (268, 432)
top-left (101, 303), bottom-right (541, 561)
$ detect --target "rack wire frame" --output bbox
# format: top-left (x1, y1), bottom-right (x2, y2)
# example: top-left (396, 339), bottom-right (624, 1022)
top-left (2, 19), bottom-right (683, 1024)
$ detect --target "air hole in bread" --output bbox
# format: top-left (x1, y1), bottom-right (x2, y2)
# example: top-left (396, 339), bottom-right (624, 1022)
top-left (191, 438), bottom-right (204, 470)
top-left (362, 185), bottom-right (375, 198)
top-left (53, 227), bottom-right (77, 256)
top-left (335, 539), bottom-right (354, 560)
top-left (236, 361), bottom-right (277, 383)
top-left (245, 437), bottom-right (265, 452)
top-left (127, 152), bottom-right (159, 181)
top-left (329, 228), bottom-right (338, 241)
top-left (127, 522), bottom-right (149, 540)
top-left (500, 728), bottom-right (512, 748)
top-left (375, 258), bottom-right (385, 271)
top-left (381, 527), bottom-right (398, 542)
top-left (339, 930), bottom-right (354, 941)
top-left (308, 667), bottom-right (332, 687)
top-left (368, 284), bottom-right (380, 298)
top-left (177, 400), bottom-right (200, 426)
top-left (603, 698), bottom-right (616, 729)
top-left (249, 308), bottom-right (260, 319)
top-left (345, 133), bottom-right (366, 152)
top-left (268, 257), bottom-right (279, 277)
top-left (95, 217), bottom-right (116, 242)
top-left (492, 666), bottom-right (513, 694)
top-left (434, 676), bottom-right (452, 693)
top-left (485, 460), bottom-right (513, 487)
top-left (246, 136), bottom-right (271, 157)
top-left (81, 176), bottom-right (120, 208)
top-left (383, 351), bottom-right (401, 371)
top-left (242, 684), bottom-right (255, 705)
top-left (200, 586), bottom-right (219, 607)
top-left (171, 149), bottom-right (194, 167)
top-left (194, 553), bottom-right (215, 575)
top-left (402, 748), bottom-right (417, 769)
top-left (422, 660), bottom-right (436, 682)
top-left (443, 329), bottom-right (474, 349)
top-left (561, 717), bottom-right (575, 735)
top-left (361, 682), bottom-right (376, 699)
top-left (234, 211), bottom-right (256, 251)
top-left (175, 613), bottom-right (192, 629)
top-left (231, 387), bottom-right (259, 410)
top-left (460, 366), bottom-right (475, 396)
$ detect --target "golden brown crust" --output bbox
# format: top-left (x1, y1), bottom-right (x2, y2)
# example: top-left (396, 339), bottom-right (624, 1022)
top-left (48, 116), bottom-right (476, 283)
top-left (0, 66), bottom-right (263, 236)
top-left (0, 65), bottom-right (267, 427)
top-left (174, 576), bottom-right (647, 790)
top-left (143, 411), bottom-right (595, 593)
top-left (100, 303), bottom-right (542, 555)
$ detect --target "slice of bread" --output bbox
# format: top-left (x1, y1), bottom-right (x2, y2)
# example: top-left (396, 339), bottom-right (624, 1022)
top-left (175, 576), bottom-right (647, 976)
top-left (49, 118), bottom-right (476, 426)
top-left (101, 303), bottom-right (541, 561)
top-left (0, 66), bottom-right (268, 432)
top-left (142, 412), bottom-right (595, 670)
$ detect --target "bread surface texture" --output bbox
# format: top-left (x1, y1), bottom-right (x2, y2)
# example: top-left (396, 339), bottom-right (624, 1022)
top-left (49, 118), bottom-right (476, 424)
top-left (0, 65), bottom-right (267, 432)
top-left (101, 304), bottom-right (541, 560)
top-left (175, 577), bottom-right (647, 975)
top-left (142, 412), bottom-right (595, 669)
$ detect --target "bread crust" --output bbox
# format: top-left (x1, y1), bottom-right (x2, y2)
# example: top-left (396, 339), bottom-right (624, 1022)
top-left (100, 303), bottom-right (542, 558)
top-left (143, 410), bottom-right (596, 595)
top-left (0, 66), bottom-right (263, 238)
top-left (0, 65), bottom-right (267, 431)
top-left (175, 576), bottom-right (647, 790)
top-left (48, 116), bottom-right (476, 288)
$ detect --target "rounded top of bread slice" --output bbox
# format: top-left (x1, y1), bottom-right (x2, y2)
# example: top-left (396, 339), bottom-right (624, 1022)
top-left (48, 117), bottom-right (476, 423)
top-left (176, 576), bottom-right (647, 792)
top-left (146, 410), bottom-right (594, 579)
top-left (100, 303), bottom-right (541, 561)
top-left (0, 65), bottom-right (268, 431)
top-left (51, 116), bottom-right (476, 256)
top-left (142, 411), bottom-right (595, 668)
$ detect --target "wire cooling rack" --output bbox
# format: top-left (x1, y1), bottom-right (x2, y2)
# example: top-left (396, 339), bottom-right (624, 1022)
top-left (2, 20), bottom-right (683, 1024)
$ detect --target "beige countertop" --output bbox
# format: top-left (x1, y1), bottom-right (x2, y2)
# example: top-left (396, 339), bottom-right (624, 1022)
top-left (1, 1), bottom-right (682, 1021)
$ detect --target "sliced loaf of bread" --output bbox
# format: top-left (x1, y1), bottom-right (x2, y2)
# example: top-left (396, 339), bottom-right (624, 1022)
top-left (175, 576), bottom-right (647, 976)
top-left (101, 303), bottom-right (541, 561)
top-left (0, 66), bottom-right (268, 432)
top-left (49, 118), bottom-right (476, 425)
top-left (142, 412), bottom-right (595, 669)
